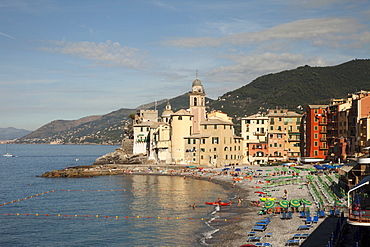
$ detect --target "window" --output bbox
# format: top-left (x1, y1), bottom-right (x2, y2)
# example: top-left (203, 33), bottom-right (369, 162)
top-left (277, 134), bottom-right (282, 138)
top-left (214, 125), bottom-right (217, 129)
top-left (314, 141), bottom-right (318, 147)
top-left (314, 126), bottom-right (318, 130)
top-left (225, 155), bottom-right (228, 160)
top-left (178, 116), bottom-right (182, 120)
top-left (274, 143), bottom-right (277, 147)
top-left (246, 120), bottom-right (250, 124)
top-left (314, 133), bottom-right (318, 139)
top-left (270, 126), bottom-right (274, 131)
top-left (187, 139), bottom-right (191, 144)
top-left (201, 139), bottom-right (205, 144)
top-left (212, 137), bottom-right (219, 144)
top-left (204, 125), bottom-right (207, 129)
top-left (193, 139), bottom-right (196, 144)
top-left (200, 148), bottom-right (205, 152)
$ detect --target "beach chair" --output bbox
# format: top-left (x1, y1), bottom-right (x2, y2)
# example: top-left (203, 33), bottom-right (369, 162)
top-left (252, 225), bottom-right (266, 231)
top-left (286, 239), bottom-right (300, 246)
top-left (319, 210), bottom-right (325, 218)
top-left (297, 225), bottom-right (310, 230)
top-left (305, 216), bottom-right (313, 224)
top-left (248, 231), bottom-right (256, 236)
top-left (287, 212), bottom-right (293, 219)
top-left (305, 211), bottom-right (310, 217)
top-left (281, 212), bottom-right (287, 219)
top-left (263, 243), bottom-right (273, 247)
top-left (313, 216), bottom-right (319, 223)
top-left (280, 213), bottom-right (286, 220)
top-left (329, 210), bottom-right (334, 216)
top-left (299, 211), bottom-right (305, 218)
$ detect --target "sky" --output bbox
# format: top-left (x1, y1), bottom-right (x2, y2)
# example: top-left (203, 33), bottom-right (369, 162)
top-left (1, 0), bottom-right (369, 131)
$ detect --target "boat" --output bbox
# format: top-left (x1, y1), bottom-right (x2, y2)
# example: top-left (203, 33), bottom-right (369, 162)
top-left (205, 202), bottom-right (230, 206)
top-left (3, 153), bottom-right (14, 157)
top-left (3, 144), bottom-right (15, 157)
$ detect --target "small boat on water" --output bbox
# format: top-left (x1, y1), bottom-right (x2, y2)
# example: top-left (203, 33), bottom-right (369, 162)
top-left (3, 153), bottom-right (15, 157)
top-left (3, 144), bottom-right (15, 157)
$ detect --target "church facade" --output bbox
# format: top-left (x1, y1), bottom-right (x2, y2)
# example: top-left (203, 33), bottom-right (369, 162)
top-left (132, 76), bottom-right (243, 167)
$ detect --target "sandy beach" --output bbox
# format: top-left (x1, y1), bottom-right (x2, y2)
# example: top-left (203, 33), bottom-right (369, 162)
top-left (127, 164), bottom-right (347, 247)
top-left (45, 163), bottom-right (347, 246)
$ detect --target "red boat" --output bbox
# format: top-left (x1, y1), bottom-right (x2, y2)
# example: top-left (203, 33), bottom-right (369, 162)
top-left (205, 202), bottom-right (230, 206)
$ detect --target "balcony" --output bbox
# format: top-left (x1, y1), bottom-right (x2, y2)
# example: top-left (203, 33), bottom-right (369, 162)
top-left (253, 131), bottom-right (266, 136)
top-left (319, 145), bottom-right (328, 150)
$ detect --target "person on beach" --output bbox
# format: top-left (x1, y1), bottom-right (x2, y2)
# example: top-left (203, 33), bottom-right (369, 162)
top-left (229, 199), bottom-right (233, 207)
top-left (237, 197), bottom-right (242, 207)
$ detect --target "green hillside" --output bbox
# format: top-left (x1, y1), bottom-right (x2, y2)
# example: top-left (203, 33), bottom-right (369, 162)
top-left (207, 59), bottom-right (370, 117)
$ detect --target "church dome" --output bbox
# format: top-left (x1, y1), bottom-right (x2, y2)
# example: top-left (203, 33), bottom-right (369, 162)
top-left (192, 78), bottom-right (202, 86)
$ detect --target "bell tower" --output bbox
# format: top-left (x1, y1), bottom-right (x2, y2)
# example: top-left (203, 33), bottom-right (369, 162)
top-left (189, 72), bottom-right (206, 134)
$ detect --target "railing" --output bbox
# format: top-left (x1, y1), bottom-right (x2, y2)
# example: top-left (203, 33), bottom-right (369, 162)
top-left (348, 209), bottom-right (370, 225)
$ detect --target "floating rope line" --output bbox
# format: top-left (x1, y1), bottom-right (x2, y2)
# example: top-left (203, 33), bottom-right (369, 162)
top-left (0, 190), bottom-right (57, 207)
top-left (58, 189), bottom-right (235, 192)
top-left (0, 213), bottom-right (239, 222)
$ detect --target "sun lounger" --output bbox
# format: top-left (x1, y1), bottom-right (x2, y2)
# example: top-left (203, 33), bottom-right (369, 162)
top-left (286, 239), bottom-right (300, 246)
top-left (256, 243), bottom-right (273, 247)
top-left (293, 234), bottom-right (301, 239)
top-left (300, 233), bottom-right (309, 239)
top-left (252, 225), bottom-right (266, 231)
top-left (256, 221), bottom-right (269, 226)
top-left (247, 236), bottom-right (261, 242)
top-left (305, 211), bottom-right (310, 217)
top-left (297, 225), bottom-right (310, 230)
top-left (248, 231), bottom-right (256, 236)
top-left (265, 232), bottom-right (272, 237)
top-left (299, 211), bottom-right (305, 218)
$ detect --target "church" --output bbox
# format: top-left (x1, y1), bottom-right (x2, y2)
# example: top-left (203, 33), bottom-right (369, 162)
top-left (132, 75), bottom-right (243, 167)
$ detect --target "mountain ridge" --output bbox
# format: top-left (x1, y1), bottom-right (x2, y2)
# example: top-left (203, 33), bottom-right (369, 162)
top-left (14, 59), bottom-right (370, 144)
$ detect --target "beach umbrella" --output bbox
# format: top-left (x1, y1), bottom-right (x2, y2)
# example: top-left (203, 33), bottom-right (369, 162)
top-left (235, 168), bottom-right (241, 171)
top-left (274, 167), bottom-right (280, 171)
top-left (290, 199), bottom-right (301, 207)
top-left (306, 174), bottom-right (314, 180)
top-left (301, 199), bottom-right (312, 206)
top-left (279, 200), bottom-right (289, 208)
top-left (266, 169), bottom-right (272, 171)
top-left (256, 169), bottom-right (263, 172)
top-left (264, 200), bottom-right (275, 209)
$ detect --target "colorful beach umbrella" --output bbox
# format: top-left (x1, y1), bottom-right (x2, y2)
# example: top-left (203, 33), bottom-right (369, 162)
top-left (264, 200), bottom-right (275, 209)
top-left (279, 200), bottom-right (289, 208)
top-left (301, 199), bottom-right (312, 206)
top-left (306, 174), bottom-right (314, 180)
top-left (290, 199), bottom-right (301, 207)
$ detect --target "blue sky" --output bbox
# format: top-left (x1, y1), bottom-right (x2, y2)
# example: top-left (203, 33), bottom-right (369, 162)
top-left (1, 0), bottom-right (369, 130)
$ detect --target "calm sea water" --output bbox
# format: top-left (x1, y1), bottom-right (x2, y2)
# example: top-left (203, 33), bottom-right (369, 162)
top-left (0, 144), bottom-right (233, 246)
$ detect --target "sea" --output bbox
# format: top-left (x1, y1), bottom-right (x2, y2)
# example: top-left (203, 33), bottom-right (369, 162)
top-left (0, 144), bottom-right (237, 246)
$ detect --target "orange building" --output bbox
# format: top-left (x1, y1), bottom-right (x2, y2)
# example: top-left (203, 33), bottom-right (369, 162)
top-left (305, 105), bottom-right (329, 159)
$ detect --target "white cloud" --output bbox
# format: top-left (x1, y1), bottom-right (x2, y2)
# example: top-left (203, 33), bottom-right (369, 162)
top-left (163, 17), bottom-right (364, 49)
top-left (40, 40), bottom-right (148, 70)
